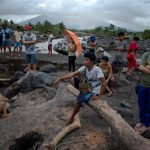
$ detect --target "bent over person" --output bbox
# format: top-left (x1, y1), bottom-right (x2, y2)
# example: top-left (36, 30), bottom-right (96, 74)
top-left (54, 52), bottom-right (106, 125)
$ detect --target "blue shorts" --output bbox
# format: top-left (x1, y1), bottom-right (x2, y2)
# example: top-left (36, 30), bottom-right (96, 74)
top-left (3, 40), bottom-right (10, 46)
top-left (25, 54), bottom-right (36, 64)
top-left (14, 42), bottom-right (22, 48)
top-left (77, 92), bottom-right (94, 106)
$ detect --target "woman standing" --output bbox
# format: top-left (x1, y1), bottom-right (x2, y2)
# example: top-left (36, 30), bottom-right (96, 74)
top-left (67, 38), bottom-right (76, 72)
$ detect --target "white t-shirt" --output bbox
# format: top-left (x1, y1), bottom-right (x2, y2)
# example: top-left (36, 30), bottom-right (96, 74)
top-left (48, 34), bottom-right (54, 44)
top-left (14, 31), bottom-right (23, 42)
top-left (78, 65), bottom-right (104, 94)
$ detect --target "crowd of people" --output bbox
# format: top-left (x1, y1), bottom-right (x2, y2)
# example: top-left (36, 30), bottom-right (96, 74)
top-left (0, 26), bottom-right (149, 135)
top-left (0, 24), bottom-right (43, 75)
top-left (57, 31), bottom-right (150, 134)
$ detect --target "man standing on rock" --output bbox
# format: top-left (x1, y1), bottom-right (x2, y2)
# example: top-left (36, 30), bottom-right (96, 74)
top-left (23, 25), bottom-right (37, 75)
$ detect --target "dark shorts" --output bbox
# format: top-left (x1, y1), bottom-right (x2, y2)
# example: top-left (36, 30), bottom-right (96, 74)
top-left (25, 54), bottom-right (36, 64)
top-left (48, 44), bottom-right (52, 50)
top-left (77, 92), bottom-right (94, 106)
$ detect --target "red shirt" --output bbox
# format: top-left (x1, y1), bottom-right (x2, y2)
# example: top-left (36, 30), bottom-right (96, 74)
top-left (128, 41), bottom-right (138, 53)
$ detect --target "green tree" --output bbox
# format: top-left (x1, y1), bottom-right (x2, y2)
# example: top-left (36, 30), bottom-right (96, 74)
top-left (58, 22), bottom-right (65, 35)
top-left (142, 29), bottom-right (150, 39)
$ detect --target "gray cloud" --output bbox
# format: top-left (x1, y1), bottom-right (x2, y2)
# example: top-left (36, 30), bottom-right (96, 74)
top-left (0, 0), bottom-right (150, 31)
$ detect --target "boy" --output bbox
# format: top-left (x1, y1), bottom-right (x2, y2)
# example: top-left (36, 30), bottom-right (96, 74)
top-left (13, 26), bottom-right (23, 56)
top-left (48, 30), bottom-right (54, 55)
top-left (112, 32), bottom-right (127, 77)
top-left (88, 35), bottom-right (96, 53)
top-left (54, 52), bottom-right (106, 124)
top-left (99, 56), bottom-right (113, 97)
top-left (23, 25), bottom-right (37, 75)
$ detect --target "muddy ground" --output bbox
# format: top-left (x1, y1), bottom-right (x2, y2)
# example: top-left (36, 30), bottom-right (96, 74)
top-left (0, 49), bottom-right (149, 150)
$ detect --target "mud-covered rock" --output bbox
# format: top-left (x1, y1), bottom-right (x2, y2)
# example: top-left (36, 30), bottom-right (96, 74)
top-left (0, 64), bottom-right (9, 73)
top-left (39, 64), bottom-right (56, 73)
top-left (4, 72), bottom-right (56, 98)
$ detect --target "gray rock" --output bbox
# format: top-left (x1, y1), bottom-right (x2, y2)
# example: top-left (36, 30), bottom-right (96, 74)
top-left (120, 101), bottom-right (131, 109)
top-left (10, 71), bottom-right (25, 83)
top-left (39, 64), bottom-right (56, 73)
top-left (4, 72), bottom-right (56, 98)
top-left (116, 107), bottom-right (133, 118)
top-left (0, 64), bottom-right (8, 73)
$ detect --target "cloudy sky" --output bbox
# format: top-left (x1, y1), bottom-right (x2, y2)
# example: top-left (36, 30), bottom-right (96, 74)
top-left (0, 0), bottom-right (150, 31)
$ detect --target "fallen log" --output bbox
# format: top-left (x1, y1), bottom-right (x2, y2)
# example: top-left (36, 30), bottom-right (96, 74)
top-left (67, 84), bottom-right (150, 150)
top-left (44, 115), bottom-right (81, 150)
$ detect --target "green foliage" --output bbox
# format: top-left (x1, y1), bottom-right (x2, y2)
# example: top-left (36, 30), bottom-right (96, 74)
top-left (0, 19), bottom-right (145, 39)
top-left (141, 29), bottom-right (150, 40)
top-left (0, 19), bottom-right (65, 36)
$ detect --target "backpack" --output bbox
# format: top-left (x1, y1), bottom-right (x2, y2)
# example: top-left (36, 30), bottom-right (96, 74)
top-left (79, 67), bottom-right (93, 94)
top-left (4, 30), bottom-right (10, 39)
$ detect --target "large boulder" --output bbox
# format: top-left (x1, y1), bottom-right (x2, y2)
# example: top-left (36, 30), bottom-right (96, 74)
top-left (4, 72), bottom-right (56, 99)
top-left (9, 71), bottom-right (25, 84)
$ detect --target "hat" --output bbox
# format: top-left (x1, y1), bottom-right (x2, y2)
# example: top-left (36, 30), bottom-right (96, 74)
top-left (24, 25), bottom-right (32, 30)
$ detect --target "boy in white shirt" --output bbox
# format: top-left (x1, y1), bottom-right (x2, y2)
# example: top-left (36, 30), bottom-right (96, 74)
top-left (54, 52), bottom-right (106, 125)
top-left (13, 26), bottom-right (23, 56)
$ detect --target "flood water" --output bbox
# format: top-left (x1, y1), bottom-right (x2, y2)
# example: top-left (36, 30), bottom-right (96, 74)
top-left (11, 38), bottom-right (64, 54)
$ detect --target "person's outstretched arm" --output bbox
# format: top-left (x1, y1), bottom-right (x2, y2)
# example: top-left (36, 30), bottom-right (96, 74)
top-left (53, 71), bottom-right (80, 87)
top-left (138, 65), bottom-right (150, 74)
